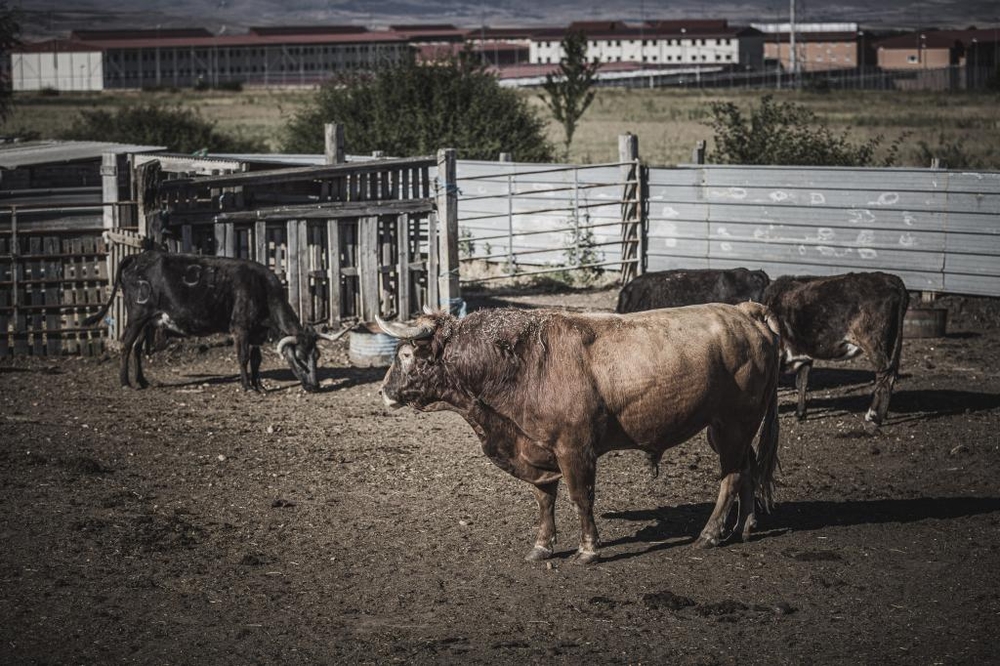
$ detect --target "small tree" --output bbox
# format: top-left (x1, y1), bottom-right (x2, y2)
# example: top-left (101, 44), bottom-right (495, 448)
top-left (540, 31), bottom-right (601, 159)
top-left (0, 2), bottom-right (21, 122)
top-left (284, 55), bottom-right (554, 161)
top-left (61, 104), bottom-right (266, 153)
top-left (706, 95), bottom-right (905, 167)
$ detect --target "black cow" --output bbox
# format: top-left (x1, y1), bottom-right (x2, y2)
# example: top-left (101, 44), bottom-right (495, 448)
top-left (377, 303), bottom-right (781, 563)
top-left (616, 268), bottom-right (770, 313)
top-left (762, 271), bottom-right (910, 426)
top-left (84, 251), bottom-right (348, 391)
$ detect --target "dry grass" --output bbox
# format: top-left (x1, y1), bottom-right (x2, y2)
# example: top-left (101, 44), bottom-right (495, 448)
top-left (5, 86), bottom-right (999, 168)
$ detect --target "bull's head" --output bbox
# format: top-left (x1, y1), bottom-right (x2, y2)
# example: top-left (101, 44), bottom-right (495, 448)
top-left (376, 311), bottom-right (455, 411)
top-left (276, 326), bottom-right (350, 392)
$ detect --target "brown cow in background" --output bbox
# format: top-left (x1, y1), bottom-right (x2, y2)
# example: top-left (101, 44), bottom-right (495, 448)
top-left (616, 267), bottom-right (770, 313)
top-left (377, 303), bottom-right (781, 564)
top-left (763, 271), bottom-right (910, 426)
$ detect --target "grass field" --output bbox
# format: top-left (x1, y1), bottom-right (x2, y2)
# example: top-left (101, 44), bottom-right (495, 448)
top-left (4, 86), bottom-right (999, 168)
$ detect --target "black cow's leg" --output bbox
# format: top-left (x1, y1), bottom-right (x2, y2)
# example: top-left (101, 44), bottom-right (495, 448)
top-left (794, 360), bottom-right (812, 420)
top-left (866, 348), bottom-right (894, 426)
top-left (133, 329), bottom-right (149, 389)
top-left (556, 448), bottom-right (600, 564)
top-left (249, 346), bottom-right (263, 392)
top-left (525, 481), bottom-right (559, 561)
top-left (737, 451), bottom-right (757, 542)
top-left (233, 330), bottom-right (252, 391)
top-left (119, 319), bottom-right (147, 388)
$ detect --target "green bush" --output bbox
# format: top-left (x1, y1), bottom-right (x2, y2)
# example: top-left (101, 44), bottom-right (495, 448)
top-left (283, 57), bottom-right (554, 161)
top-left (706, 95), bottom-right (906, 166)
top-left (913, 134), bottom-right (997, 169)
top-left (61, 104), bottom-right (266, 153)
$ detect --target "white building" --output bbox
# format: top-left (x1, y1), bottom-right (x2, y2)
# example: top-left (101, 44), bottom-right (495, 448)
top-left (530, 20), bottom-right (764, 70)
top-left (10, 40), bottom-right (104, 91)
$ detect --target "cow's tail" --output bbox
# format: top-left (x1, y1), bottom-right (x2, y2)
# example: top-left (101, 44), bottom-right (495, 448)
top-left (82, 253), bottom-right (134, 327)
top-left (754, 373), bottom-right (780, 513)
top-left (889, 285), bottom-right (910, 378)
top-left (741, 300), bottom-right (782, 512)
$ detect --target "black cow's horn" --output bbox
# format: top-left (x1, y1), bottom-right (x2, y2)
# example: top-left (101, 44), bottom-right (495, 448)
top-left (317, 327), bottom-right (351, 343)
top-left (375, 314), bottom-right (433, 340)
top-left (276, 335), bottom-right (297, 354)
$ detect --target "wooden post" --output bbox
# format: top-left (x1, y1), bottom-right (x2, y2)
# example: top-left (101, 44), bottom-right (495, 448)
top-left (324, 123), bottom-right (345, 165)
top-left (498, 152), bottom-right (513, 162)
top-left (435, 148), bottom-right (460, 312)
top-left (101, 152), bottom-right (119, 232)
top-left (396, 213), bottom-right (411, 319)
top-left (618, 134), bottom-right (643, 284)
top-left (326, 219), bottom-right (341, 325)
top-left (286, 219), bottom-right (301, 320)
top-left (358, 216), bottom-right (380, 321)
top-left (692, 140), bottom-right (706, 164)
top-left (254, 220), bottom-right (267, 265)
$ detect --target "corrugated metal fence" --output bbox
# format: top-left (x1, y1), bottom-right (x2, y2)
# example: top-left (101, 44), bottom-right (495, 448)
top-left (455, 160), bottom-right (1000, 297)
top-left (646, 165), bottom-right (1000, 296)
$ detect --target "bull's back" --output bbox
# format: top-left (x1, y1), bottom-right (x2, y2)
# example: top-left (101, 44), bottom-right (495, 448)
top-left (581, 305), bottom-right (779, 443)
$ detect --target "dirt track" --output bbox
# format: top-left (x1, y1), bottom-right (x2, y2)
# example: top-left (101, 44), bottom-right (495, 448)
top-left (2, 288), bottom-right (999, 665)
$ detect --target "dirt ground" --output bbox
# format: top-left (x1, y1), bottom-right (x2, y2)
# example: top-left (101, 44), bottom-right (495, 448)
top-left (2, 287), bottom-right (999, 665)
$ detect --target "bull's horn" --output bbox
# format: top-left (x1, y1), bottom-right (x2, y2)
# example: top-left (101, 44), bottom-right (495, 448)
top-left (276, 335), bottom-right (297, 355)
top-left (375, 314), bottom-right (433, 340)
top-left (317, 327), bottom-right (351, 343)
top-left (422, 304), bottom-right (436, 315)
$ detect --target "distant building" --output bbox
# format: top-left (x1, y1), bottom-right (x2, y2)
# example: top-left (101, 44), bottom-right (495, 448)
top-left (529, 20), bottom-right (764, 70)
top-left (876, 28), bottom-right (999, 90)
top-left (752, 22), bottom-right (870, 72)
top-left (10, 26), bottom-right (411, 90)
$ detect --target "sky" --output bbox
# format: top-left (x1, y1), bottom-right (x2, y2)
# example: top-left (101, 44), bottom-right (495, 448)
top-left (17, 0), bottom-right (1000, 39)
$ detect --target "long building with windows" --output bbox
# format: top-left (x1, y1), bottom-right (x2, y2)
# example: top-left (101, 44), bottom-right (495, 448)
top-left (10, 26), bottom-right (412, 90)
top-left (529, 20), bottom-right (764, 70)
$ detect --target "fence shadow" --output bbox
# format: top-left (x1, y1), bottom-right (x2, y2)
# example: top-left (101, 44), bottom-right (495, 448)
top-left (598, 495), bottom-right (1000, 562)
top-left (155, 365), bottom-right (384, 392)
top-left (785, 388), bottom-right (1000, 424)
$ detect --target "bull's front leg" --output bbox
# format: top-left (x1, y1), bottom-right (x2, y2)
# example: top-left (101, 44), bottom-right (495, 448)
top-left (232, 330), bottom-right (254, 391)
top-left (794, 359), bottom-right (813, 420)
top-left (556, 447), bottom-right (600, 564)
top-left (525, 481), bottom-right (559, 561)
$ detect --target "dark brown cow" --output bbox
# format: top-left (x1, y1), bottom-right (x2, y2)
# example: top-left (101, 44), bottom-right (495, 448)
top-left (377, 303), bottom-right (781, 564)
top-left (762, 271), bottom-right (910, 426)
top-left (616, 267), bottom-right (770, 313)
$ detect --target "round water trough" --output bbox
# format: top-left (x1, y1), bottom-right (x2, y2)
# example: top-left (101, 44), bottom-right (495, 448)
top-left (903, 307), bottom-right (947, 339)
top-left (348, 322), bottom-right (397, 368)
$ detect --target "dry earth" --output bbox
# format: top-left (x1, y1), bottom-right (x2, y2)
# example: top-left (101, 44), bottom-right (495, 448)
top-left (2, 288), bottom-right (999, 665)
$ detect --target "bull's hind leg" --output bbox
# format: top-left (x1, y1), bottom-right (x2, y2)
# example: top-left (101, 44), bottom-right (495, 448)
top-left (232, 330), bottom-right (254, 391)
top-left (132, 329), bottom-right (149, 389)
top-left (525, 481), bottom-right (559, 561)
top-left (695, 424), bottom-right (751, 548)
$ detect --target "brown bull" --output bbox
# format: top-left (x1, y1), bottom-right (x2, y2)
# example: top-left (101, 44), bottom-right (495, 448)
top-left (377, 303), bottom-right (781, 564)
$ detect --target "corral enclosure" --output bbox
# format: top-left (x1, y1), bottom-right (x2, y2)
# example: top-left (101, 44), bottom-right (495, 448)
top-left (1, 287), bottom-right (999, 664)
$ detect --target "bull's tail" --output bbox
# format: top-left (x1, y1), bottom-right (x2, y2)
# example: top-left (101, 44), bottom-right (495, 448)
top-left (83, 253), bottom-right (135, 327)
top-left (754, 374), bottom-right (780, 512)
top-left (889, 287), bottom-right (910, 378)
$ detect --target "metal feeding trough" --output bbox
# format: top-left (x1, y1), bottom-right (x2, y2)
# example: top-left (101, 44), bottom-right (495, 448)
top-left (348, 322), bottom-right (398, 368)
top-left (903, 307), bottom-right (948, 339)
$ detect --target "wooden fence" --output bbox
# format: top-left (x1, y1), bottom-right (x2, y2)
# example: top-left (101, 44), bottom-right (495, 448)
top-left (0, 203), bottom-right (138, 356)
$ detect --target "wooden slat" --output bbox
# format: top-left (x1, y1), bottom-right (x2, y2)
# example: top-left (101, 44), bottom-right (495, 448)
top-left (397, 214), bottom-right (411, 319)
top-left (286, 219), bottom-right (301, 320)
top-left (326, 219), bottom-right (341, 325)
top-left (359, 216), bottom-right (379, 322)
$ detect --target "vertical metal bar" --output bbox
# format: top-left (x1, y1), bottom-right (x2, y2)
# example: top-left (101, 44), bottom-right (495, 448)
top-left (573, 166), bottom-right (580, 266)
top-left (10, 206), bottom-right (19, 355)
top-left (507, 171), bottom-right (514, 276)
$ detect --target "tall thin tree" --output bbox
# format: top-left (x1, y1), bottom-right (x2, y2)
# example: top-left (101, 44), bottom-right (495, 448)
top-left (540, 31), bottom-right (601, 159)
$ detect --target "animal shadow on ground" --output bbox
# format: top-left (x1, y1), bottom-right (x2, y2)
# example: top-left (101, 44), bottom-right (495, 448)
top-left (600, 496), bottom-right (1000, 562)
top-left (158, 365), bottom-right (385, 392)
top-left (787, 388), bottom-right (1000, 425)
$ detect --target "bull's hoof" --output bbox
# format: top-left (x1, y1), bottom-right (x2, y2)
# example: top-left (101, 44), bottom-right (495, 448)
top-left (795, 412), bottom-right (806, 421)
top-left (136, 378), bottom-right (149, 389)
top-left (864, 408), bottom-right (882, 427)
top-left (571, 549), bottom-right (600, 565)
top-left (693, 534), bottom-right (720, 549)
top-left (524, 546), bottom-right (554, 562)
